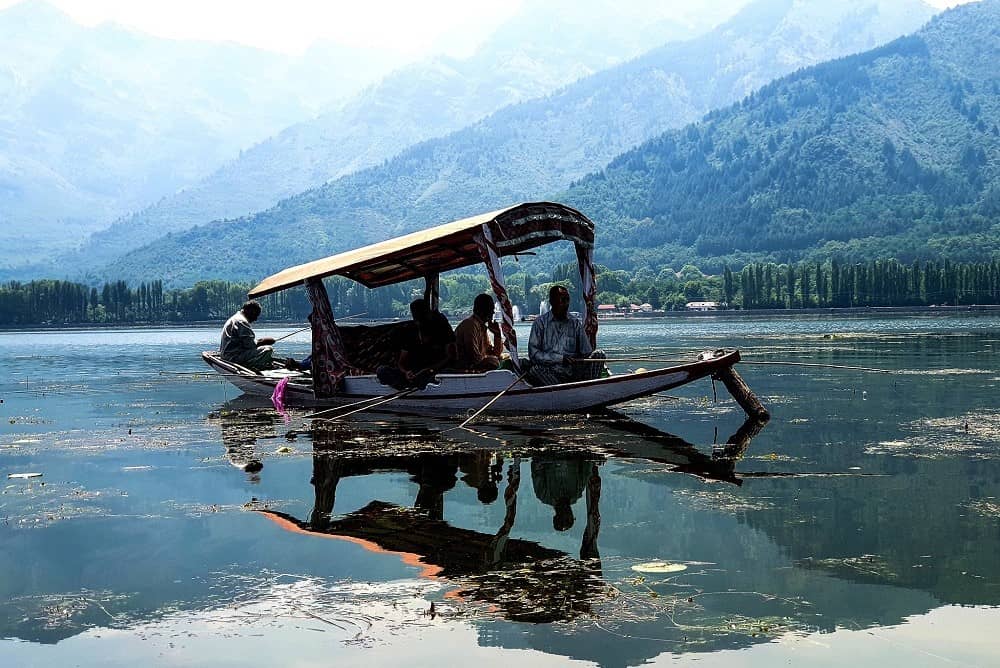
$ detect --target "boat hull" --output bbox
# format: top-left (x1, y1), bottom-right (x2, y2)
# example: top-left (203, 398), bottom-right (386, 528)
top-left (201, 350), bottom-right (742, 415)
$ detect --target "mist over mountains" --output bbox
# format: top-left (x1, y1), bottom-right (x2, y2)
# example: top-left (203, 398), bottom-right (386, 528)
top-left (0, 0), bottom-right (407, 266)
top-left (98, 0), bottom-right (940, 286)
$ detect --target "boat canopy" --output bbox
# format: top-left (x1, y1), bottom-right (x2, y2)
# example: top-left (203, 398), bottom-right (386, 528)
top-left (245, 202), bottom-right (599, 397)
top-left (247, 202), bottom-right (595, 297)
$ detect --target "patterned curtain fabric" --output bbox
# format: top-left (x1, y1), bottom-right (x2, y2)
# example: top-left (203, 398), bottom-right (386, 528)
top-left (474, 225), bottom-right (521, 370)
top-left (574, 242), bottom-right (599, 348)
top-left (423, 273), bottom-right (440, 311)
top-left (306, 278), bottom-right (356, 397)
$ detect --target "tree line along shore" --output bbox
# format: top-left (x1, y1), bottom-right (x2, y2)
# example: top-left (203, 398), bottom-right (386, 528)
top-left (1, 258), bottom-right (998, 327)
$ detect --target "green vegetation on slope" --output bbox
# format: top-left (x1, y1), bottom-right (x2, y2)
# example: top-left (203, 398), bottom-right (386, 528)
top-left (567, 1), bottom-right (1000, 271)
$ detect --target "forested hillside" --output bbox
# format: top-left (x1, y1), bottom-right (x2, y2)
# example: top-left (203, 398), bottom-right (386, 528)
top-left (567, 0), bottom-right (1000, 271)
top-left (101, 0), bottom-right (935, 287)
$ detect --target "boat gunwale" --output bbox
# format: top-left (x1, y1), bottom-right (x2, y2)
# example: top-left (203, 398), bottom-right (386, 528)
top-left (200, 349), bottom-right (740, 404)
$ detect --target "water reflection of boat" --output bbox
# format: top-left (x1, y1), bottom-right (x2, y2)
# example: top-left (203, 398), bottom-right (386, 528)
top-left (189, 402), bottom-right (1000, 664)
top-left (211, 396), bottom-right (765, 486)
top-left (211, 399), bottom-right (766, 623)
top-left (262, 446), bottom-right (606, 623)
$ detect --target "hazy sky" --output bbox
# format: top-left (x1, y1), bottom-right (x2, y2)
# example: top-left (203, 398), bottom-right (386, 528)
top-left (0, 0), bottom-right (524, 56)
top-left (0, 0), bottom-right (977, 56)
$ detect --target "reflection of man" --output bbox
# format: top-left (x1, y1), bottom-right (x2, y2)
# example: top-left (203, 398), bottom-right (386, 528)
top-left (220, 300), bottom-right (276, 371)
top-left (455, 294), bottom-right (503, 372)
top-left (527, 285), bottom-right (604, 386)
top-left (531, 454), bottom-right (600, 531)
top-left (378, 299), bottom-right (455, 389)
top-left (216, 403), bottom-right (273, 475)
top-left (459, 450), bottom-right (502, 504)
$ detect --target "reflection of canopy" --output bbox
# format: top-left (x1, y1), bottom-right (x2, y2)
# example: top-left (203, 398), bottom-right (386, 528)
top-left (247, 202), bottom-right (595, 296)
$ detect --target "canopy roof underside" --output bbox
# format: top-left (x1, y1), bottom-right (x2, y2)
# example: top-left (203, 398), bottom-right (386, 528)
top-left (248, 202), bottom-right (595, 297)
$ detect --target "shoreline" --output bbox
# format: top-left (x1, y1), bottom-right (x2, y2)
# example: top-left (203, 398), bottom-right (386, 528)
top-left (1, 304), bottom-right (999, 333)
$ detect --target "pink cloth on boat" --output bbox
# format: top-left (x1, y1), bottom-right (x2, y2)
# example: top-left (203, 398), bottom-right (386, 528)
top-left (271, 377), bottom-right (290, 421)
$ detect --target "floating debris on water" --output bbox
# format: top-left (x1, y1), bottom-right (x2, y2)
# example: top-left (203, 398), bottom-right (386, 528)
top-left (868, 410), bottom-right (1000, 459)
top-left (631, 562), bottom-right (688, 574)
top-left (966, 499), bottom-right (1000, 519)
top-left (797, 554), bottom-right (897, 581)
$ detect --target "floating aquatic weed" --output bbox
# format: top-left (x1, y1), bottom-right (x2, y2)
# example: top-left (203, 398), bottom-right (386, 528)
top-left (753, 452), bottom-right (797, 462)
top-left (965, 499), bottom-right (1000, 519)
top-left (0, 590), bottom-right (133, 636)
top-left (587, 571), bottom-right (810, 648)
top-left (796, 554), bottom-right (897, 581)
top-left (875, 410), bottom-right (1000, 459)
top-left (7, 415), bottom-right (52, 424)
top-left (177, 571), bottom-right (449, 647)
top-left (896, 368), bottom-right (994, 376)
top-left (672, 488), bottom-right (774, 513)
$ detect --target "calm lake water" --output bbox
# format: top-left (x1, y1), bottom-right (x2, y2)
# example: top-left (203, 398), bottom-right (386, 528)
top-left (2, 314), bottom-right (999, 667)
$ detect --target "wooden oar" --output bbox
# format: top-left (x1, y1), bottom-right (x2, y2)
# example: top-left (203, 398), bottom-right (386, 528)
top-left (270, 311), bottom-right (368, 343)
top-left (306, 387), bottom-right (415, 419)
top-left (311, 387), bottom-right (420, 421)
top-left (272, 326), bottom-right (310, 343)
top-left (448, 370), bottom-right (530, 431)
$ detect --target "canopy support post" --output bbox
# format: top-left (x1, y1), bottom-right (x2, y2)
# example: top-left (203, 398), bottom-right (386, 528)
top-left (474, 225), bottom-right (521, 371)
top-left (305, 278), bottom-right (356, 398)
top-left (574, 242), bottom-right (599, 348)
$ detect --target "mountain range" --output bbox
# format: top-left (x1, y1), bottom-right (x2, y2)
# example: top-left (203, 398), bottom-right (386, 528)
top-left (95, 0), bottom-right (942, 286)
top-left (49, 0), bottom-right (749, 275)
top-left (0, 0), bottom-right (408, 266)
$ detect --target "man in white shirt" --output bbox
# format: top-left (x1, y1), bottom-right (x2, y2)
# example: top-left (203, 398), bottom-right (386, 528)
top-left (527, 285), bottom-right (604, 385)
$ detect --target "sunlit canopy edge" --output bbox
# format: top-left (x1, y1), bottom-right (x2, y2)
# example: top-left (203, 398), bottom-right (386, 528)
top-left (247, 202), bottom-right (595, 297)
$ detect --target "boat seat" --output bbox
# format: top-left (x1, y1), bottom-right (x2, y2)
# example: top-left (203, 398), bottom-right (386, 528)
top-left (337, 321), bottom-right (418, 374)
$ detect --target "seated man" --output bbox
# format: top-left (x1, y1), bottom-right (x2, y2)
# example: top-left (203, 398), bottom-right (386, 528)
top-left (377, 298), bottom-right (456, 389)
top-left (220, 300), bottom-right (277, 371)
top-left (527, 285), bottom-right (605, 386)
top-left (454, 293), bottom-right (503, 372)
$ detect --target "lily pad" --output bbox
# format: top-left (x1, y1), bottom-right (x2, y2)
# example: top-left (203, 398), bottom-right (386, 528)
top-left (631, 561), bottom-right (687, 573)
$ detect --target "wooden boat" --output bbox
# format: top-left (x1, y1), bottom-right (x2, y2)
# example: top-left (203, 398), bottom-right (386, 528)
top-left (203, 202), bottom-right (768, 419)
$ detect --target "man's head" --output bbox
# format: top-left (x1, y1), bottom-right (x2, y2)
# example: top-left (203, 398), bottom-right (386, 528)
top-left (472, 293), bottom-right (495, 321)
top-left (548, 285), bottom-right (570, 320)
top-left (553, 500), bottom-right (575, 532)
top-left (241, 300), bottom-right (262, 322)
top-left (410, 298), bottom-right (431, 323)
